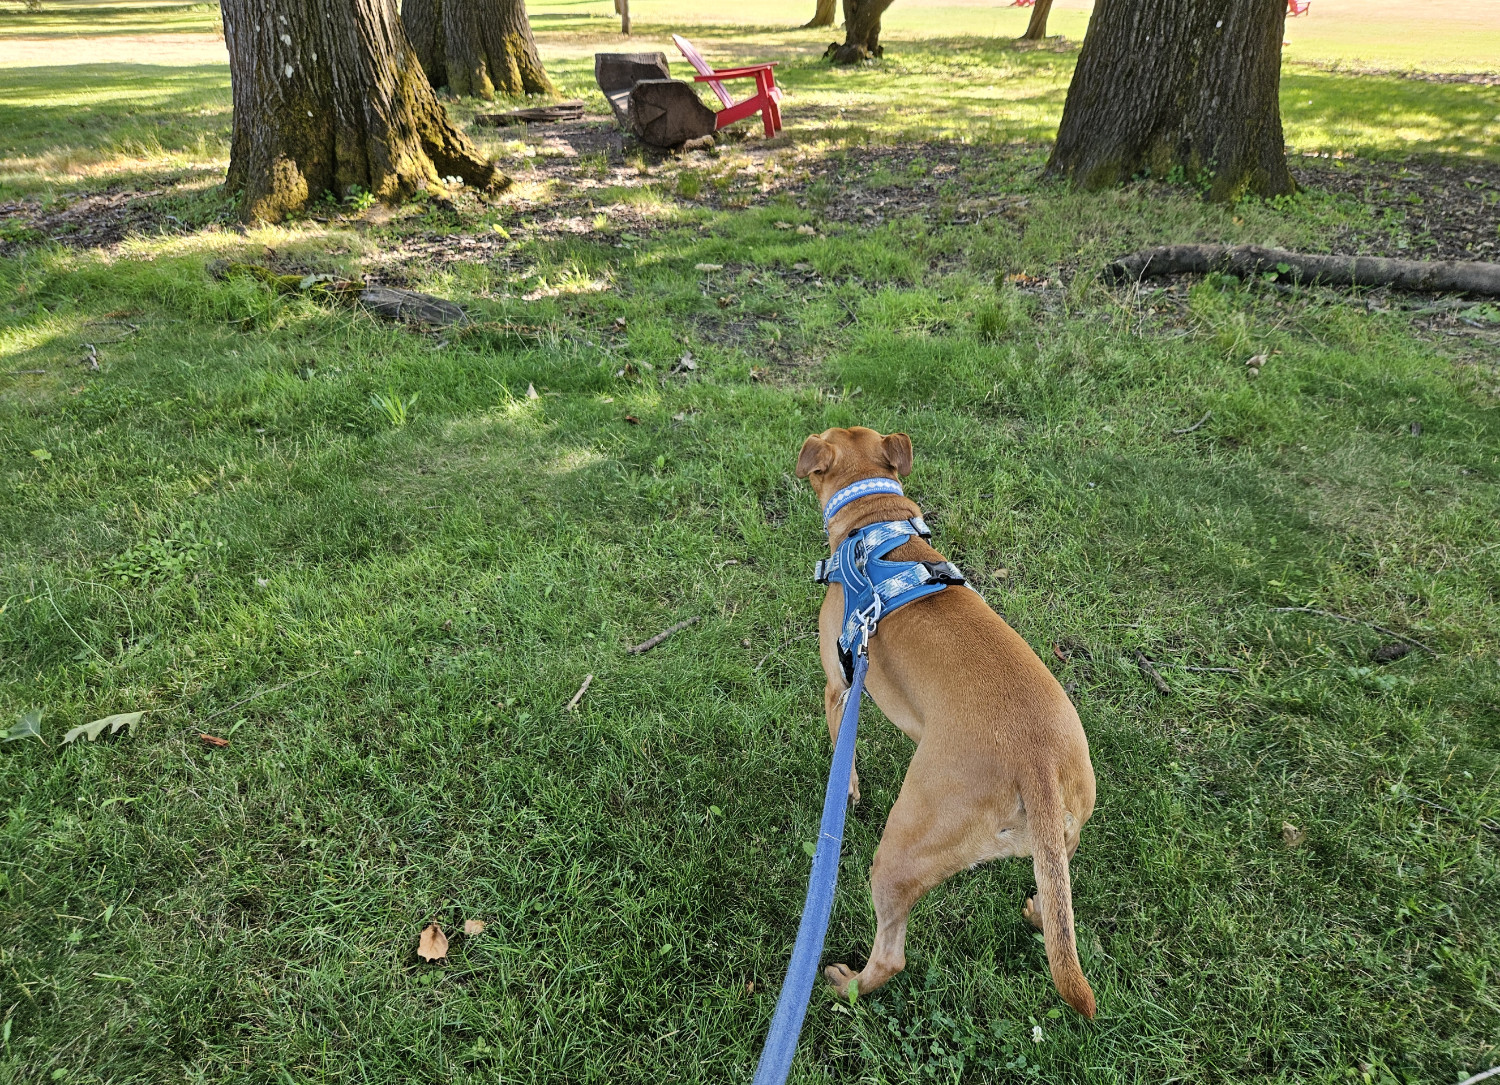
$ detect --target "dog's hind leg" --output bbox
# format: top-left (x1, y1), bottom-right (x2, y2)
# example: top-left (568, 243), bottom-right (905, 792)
top-left (824, 680), bottom-right (860, 803)
top-left (825, 754), bottom-right (999, 999)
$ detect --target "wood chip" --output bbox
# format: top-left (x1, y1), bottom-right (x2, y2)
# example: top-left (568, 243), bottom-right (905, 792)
top-left (198, 733), bottom-right (230, 748)
top-left (463, 919), bottom-right (486, 936)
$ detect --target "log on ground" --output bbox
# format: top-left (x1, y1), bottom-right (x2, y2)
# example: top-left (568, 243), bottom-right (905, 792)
top-left (1105, 244), bottom-right (1500, 296)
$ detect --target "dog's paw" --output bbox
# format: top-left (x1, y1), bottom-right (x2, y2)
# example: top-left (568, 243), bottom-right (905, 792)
top-left (824, 963), bottom-right (860, 1000)
top-left (848, 770), bottom-right (862, 805)
top-left (1022, 895), bottom-right (1044, 930)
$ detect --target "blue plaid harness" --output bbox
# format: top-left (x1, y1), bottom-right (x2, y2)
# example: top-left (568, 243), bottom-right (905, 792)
top-left (814, 478), bottom-right (968, 683)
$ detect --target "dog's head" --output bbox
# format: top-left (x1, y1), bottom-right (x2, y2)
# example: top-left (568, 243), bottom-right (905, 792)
top-left (795, 426), bottom-right (913, 506)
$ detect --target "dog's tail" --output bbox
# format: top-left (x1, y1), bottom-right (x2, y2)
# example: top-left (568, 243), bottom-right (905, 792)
top-left (1024, 775), bottom-right (1096, 1018)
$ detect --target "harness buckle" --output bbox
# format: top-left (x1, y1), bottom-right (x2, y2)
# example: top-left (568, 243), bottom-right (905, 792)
top-left (813, 559), bottom-right (831, 584)
top-left (921, 560), bottom-right (966, 585)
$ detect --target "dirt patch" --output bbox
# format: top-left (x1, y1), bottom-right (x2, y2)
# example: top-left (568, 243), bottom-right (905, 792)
top-left (1292, 155), bottom-right (1500, 262)
top-left (0, 185), bottom-right (208, 255)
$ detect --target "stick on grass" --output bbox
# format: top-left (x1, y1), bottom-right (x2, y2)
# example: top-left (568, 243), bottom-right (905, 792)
top-left (1136, 651), bottom-right (1171, 694)
top-left (627, 617), bottom-right (700, 655)
top-left (1271, 606), bottom-right (1437, 656)
top-left (566, 674), bottom-right (593, 711)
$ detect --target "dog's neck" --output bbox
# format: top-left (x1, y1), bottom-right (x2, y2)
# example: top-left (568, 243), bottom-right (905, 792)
top-left (825, 495), bottom-right (923, 550)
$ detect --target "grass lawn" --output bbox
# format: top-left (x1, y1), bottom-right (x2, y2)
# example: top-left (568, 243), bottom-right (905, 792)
top-left (2, 2), bottom-right (1499, 1083)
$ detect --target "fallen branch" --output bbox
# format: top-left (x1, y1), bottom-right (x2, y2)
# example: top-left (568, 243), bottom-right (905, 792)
top-left (1458, 1068), bottom-right (1500, 1085)
top-left (565, 673), bottom-right (593, 711)
top-left (209, 262), bottom-right (466, 326)
top-left (1270, 606), bottom-right (1437, 656)
top-left (1182, 665), bottom-right (1242, 676)
top-left (1105, 244), bottom-right (1500, 296)
top-left (1171, 410), bottom-right (1212, 435)
top-left (476, 101), bottom-right (585, 126)
top-left (1135, 651), bottom-right (1171, 694)
top-left (627, 616), bottom-right (700, 655)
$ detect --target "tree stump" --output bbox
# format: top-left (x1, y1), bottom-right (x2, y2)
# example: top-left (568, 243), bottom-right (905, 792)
top-left (628, 80), bottom-right (716, 148)
top-left (594, 51), bottom-right (671, 128)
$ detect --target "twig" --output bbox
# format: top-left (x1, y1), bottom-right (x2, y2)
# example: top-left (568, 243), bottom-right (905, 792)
top-left (1182, 665), bottom-right (1242, 675)
top-left (1458, 1066), bottom-right (1500, 1085)
top-left (1270, 606), bottom-right (1437, 656)
top-left (198, 670), bottom-right (320, 724)
top-left (1171, 410), bottom-right (1212, 435)
top-left (627, 616), bottom-right (700, 655)
top-left (1135, 652), bottom-right (1171, 694)
top-left (565, 673), bottom-right (593, 712)
top-left (755, 629), bottom-right (817, 671)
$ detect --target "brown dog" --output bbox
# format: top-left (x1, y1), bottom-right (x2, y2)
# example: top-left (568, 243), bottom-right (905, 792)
top-left (796, 426), bottom-right (1097, 1016)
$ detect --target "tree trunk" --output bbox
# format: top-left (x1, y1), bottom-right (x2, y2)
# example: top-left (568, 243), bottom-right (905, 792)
top-left (401, 0), bottom-right (554, 98)
top-left (223, 0), bottom-right (505, 223)
top-left (828, 0), bottom-right (893, 63)
top-left (1020, 0), bottom-right (1053, 40)
top-left (1047, 0), bottom-right (1295, 201)
top-left (804, 0), bottom-right (837, 29)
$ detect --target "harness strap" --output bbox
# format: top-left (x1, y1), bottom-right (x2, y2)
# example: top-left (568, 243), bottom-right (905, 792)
top-left (821, 477), bottom-right (906, 529)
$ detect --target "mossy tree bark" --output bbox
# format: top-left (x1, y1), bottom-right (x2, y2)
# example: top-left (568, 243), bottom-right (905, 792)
top-left (1020, 0), bottom-right (1053, 40)
top-left (804, 0), bottom-right (837, 29)
top-left (1047, 0), bottom-right (1295, 201)
top-left (222, 0), bottom-right (505, 223)
top-left (828, 0), bottom-right (894, 63)
top-left (401, 0), bottom-right (554, 98)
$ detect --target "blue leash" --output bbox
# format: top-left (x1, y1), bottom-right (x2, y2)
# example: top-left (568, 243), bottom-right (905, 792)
top-left (751, 649), bottom-right (870, 1085)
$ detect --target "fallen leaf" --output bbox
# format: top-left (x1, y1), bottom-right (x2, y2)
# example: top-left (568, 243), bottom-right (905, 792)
top-left (1281, 822), bottom-right (1306, 848)
top-left (63, 711), bottom-right (143, 745)
top-left (791, 262), bottom-right (814, 272)
top-left (30, 449), bottom-right (52, 462)
top-left (418, 922), bottom-right (448, 961)
top-left (624, 414), bottom-right (640, 424)
top-left (773, 221), bottom-right (793, 229)
top-left (1005, 272), bottom-right (1037, 286)
top-left (199, 733), bottom-right (230, 748)
top-left (672, 352), bottom-right (696, 373)
top-left (3, 708), bottom-right (43, 743)
top-left (525, 382), bottom-right (539, 399)
top-left (802, 840), bottom-right (817, 857)
top-left (694, 263), bottom-right (723, 272)
top-left (1052, 643), bottom-right (1070, 663)
top-left (613, 316), bottom-right (627, 329)
top-left (749, 366), bottom-right (769, 381)
top-left (745, 980), bottom-right (756, 994)
top-left (463, 918), bottom-right (486, 936)
top-left (796, 224), bottom-right (817, 235)
top-left (1246, 353), bottom-right (1267, 369)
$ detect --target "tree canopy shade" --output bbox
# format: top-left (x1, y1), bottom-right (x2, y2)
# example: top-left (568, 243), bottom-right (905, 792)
top-left (1047, 0), bottom-right (1295, 201)
top-left (222, 0), bottom-right (505, 223)
top-left (402, 0), bottom-right (554, 98)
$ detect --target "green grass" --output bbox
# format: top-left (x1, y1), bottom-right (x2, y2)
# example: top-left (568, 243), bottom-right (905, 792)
top-left (3, 4), bottom-right (1500, 1084)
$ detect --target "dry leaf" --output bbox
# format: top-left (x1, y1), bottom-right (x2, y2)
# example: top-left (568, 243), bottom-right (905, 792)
top-left (613, 316), bottom-right (627, 329)
top-left (199, 733), bottom-right (230, 748)
top-left (624, 414), bottom-right (640, 424)
top-left (525, 383), bottom-right (539, 399)
top-left (463, 919), bottom-right (486, 936)
top-left (418, 922), bottom-right (448, 961)
top-left (1246, 353), bottom-right (1267, 369)
top-left (773, 221), bottom-right (792, 229)
top-left (796, 224), bottom-right (817, 235)
top-left (993, 567), bottom-right (1008, 579)
top-left (1281, 822), bottom-right (1306, 848)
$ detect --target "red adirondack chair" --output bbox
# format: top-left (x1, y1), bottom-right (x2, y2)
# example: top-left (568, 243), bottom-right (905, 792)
top-left (1287, 0), bottom-right (1310, 15)
top-left (672, 34), bottom-right (784, 138)
top-left (1010, 0), bottom-right (1036, 7)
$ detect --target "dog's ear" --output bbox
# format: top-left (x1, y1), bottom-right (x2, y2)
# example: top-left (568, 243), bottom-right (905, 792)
top-left (796, 435), bottom-right (834, 478)
top-left (881, 432), bottom-right (914, 477)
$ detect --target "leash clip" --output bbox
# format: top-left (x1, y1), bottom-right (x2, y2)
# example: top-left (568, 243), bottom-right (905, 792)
top-left (855, 593), bottom-right (882, 656)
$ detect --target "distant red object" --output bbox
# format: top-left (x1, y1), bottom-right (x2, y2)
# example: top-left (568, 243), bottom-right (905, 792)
top-left (1287, 0), bottom-right (1310, 15)
top-left (673, 33), bottom-right (784, 138)
top-left (1011, 0), bottom-right (1035, 6)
